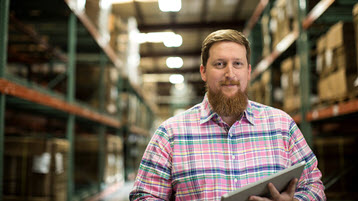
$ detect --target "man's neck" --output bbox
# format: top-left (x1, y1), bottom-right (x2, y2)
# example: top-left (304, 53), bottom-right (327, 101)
top-left (222, 113), bottom-right (243, 127)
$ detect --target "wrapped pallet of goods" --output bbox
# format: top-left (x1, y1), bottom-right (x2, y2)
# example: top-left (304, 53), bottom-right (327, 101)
top-left (318, 21), bottom-right (358, 102)
top-left (4, 137), bottom-right (69, 201)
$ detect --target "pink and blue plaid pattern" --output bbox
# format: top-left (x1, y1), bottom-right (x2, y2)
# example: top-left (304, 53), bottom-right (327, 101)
top-left (130, 95), bottom-right (325, 201)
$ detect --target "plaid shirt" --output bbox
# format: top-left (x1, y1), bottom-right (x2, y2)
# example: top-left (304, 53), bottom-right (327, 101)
top-left (130, 95), bottom-right (325, 201)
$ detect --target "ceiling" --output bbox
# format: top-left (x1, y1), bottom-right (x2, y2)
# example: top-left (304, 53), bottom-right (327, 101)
top-left (111, 0), bottom-right (261, 117)
top-left (7, 0), bottom-right (261, 119)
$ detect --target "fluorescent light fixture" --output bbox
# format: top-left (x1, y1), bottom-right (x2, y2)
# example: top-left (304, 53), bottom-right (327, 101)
top-left (111, 0), bottom-right (157, 4)
top-left (158, 0), bottom-right (181, 12)
top-left (163, 33), bottom-right (182, 47)
top-left (100, 0), bottom-right (112, 9)
top-left (166, 57), bottom-right (183, 68)
top-left (135, 32), bottom-right (182, 47)
top-left (169, 74), bottom-right (184, 84)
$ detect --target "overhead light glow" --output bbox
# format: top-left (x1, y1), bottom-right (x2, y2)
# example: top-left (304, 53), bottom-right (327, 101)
top-left (134, 32), bottom-right (182, 47)
top-left (163, 33), bottom-right (182, 47)
top-left (166, 57), bottom-right (183, 68)
top-left (169, 74), bottom-right (184, 84)
top-left (100, 0), bottom-right (112, 9)
top-left (111, 0), bottom-right (157, 4)
top-left (158, 0), bottom-right (181, 12)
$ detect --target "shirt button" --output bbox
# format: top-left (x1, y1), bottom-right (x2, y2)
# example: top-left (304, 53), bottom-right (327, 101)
top-left (232, 155), bottom-right (235, 160)
top-left (234, 178), bottom-right (238, 183)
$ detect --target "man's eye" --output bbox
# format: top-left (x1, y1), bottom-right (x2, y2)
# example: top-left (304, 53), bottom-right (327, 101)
top-left (215, 62), bottom-right (225, 68)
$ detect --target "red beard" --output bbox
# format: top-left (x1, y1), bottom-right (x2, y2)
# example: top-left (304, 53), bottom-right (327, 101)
top-left (206, 81), bottom-right (248, 117)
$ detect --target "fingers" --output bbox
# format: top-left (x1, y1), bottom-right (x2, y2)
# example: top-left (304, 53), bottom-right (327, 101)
top-left (249, 195), bottom-right (270, 201)
top-left (286, 178), bottom-right (298, 196)
top-left (267, 182), bottom-right (280, 200)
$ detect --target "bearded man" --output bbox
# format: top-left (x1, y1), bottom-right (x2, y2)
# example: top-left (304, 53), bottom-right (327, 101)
top-left (130, 29), bottom-right (326, 201)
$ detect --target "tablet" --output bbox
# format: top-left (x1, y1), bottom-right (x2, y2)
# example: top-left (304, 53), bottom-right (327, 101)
top-left (221, 161), bottom-right (306, 201)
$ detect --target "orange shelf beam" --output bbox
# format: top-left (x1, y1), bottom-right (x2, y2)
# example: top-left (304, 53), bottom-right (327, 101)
top-left (307, 99), bottom-right (358, 121)
top-left (243, 0), bottom-right (269, 36)
top-left (0, 78), bottom-right (121, 128)
top-left (130, 125), bottom-right (150, 137)
top-left (302, 0), bottom-right (335, 30)
top-left (251, 31), bottom-right (299, 80)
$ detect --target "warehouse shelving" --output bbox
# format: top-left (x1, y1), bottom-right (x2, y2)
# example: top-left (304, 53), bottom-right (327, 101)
top-left (250, 0), bottom-right (357, 133)
top-left (249, 0), bottom-right (358, 199)
top-left (0, 0), bottom-right (155, 200)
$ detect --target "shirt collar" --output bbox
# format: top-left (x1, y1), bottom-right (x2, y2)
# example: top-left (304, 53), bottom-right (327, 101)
top-left (200, 93), bottom-right (255, 125)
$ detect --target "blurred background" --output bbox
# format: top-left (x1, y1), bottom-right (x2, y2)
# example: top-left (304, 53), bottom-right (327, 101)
top-left (1, 0), bottom-right (358, 200)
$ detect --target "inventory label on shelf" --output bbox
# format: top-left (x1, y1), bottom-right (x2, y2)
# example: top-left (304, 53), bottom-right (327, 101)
top-left (312, 110), bottom-right (319, 120)
top-left (33, 152), bottom-right (51, 174)
top-left (333, 105), bottom-right (339, 116)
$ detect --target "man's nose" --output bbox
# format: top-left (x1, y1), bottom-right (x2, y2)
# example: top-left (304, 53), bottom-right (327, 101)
top-left (225, 65), bottom-right (235, 78)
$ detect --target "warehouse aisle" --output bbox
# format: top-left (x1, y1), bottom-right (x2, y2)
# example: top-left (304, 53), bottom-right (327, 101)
top-left (101, 181), bottom-right (134, 201)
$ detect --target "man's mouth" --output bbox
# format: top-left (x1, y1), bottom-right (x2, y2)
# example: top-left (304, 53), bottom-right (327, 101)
top-left (220, 80), bottom-right (240, 86)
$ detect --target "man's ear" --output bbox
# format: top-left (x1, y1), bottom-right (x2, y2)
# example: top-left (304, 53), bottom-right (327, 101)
top-left (200, 64), bottom-right (207, 82)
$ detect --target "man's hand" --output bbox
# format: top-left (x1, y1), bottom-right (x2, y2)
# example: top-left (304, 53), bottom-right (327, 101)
top-left (248, 178), bottom-right (299, 201)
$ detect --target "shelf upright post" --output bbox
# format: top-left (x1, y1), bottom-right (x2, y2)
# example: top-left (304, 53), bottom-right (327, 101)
top-left (0, 0), bottom-right (9, 199)
top-left (98, 51), bottom-right (107, 192)
top-left (116, 76), bottom-right (124, 137)
top-left (67, 12), bottom-right (77, 201)
top-left (297, 0), bottom-right (313, 147)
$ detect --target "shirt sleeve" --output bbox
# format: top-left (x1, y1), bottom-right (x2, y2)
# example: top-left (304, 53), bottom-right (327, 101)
top-left (129, 126), bottom-right (173, 201)
top-left (288, 120), bottom-right (326, 201)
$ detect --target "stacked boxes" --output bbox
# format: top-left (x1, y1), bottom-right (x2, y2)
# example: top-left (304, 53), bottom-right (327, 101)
top-left (354, 3), bottom-right (358, 70)
top-left (75, 134), bottom-right (124, 186)
top-left (76, 64), bottom-right (120, 115)
top-left (261, 15), bottom-right (271, 57)
top-left (281, 55), bottom-right (301, 113)
top-left (4, 137), bottom-right (69, 201)
top-left (105, 135), bottom-right (125, 185)
top-left (249, 70), bottom-right (271, 106)
top-left (317, 21), bottom-right (358, 102)
top-left (270, 0), bottom-right (299, 50)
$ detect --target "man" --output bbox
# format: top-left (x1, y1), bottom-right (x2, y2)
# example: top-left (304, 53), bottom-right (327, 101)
top-left (130, 29), bottom-right (325, 201)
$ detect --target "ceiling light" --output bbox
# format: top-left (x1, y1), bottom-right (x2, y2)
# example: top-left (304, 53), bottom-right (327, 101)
top-left (100, 0), bottom-right (112, 9)
top-left (163, 33), bottom-right (182, 47)
top-left (111, 0), bottom-right (157, 4)
top-left (158, 0), bottom-right (181, 12)
top-left (169, 74), bottom-right (184, 84)
top-left (166, 57), bottom-right (183, 68)
top-left (134, 32), bottom-right (182, 47)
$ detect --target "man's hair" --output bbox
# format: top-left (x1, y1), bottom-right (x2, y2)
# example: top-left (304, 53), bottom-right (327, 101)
top-left (201, 29), bottom-right (251, 67)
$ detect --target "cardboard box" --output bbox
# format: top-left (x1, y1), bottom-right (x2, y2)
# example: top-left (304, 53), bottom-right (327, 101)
top-left (353, 3), bottom-right (358, 70)
top-left (326, 21), bottom-right (355, 50)
top-left (4, 138), bottom-right (68, 201)
top-left (75, 134), bottom-right (124, 185)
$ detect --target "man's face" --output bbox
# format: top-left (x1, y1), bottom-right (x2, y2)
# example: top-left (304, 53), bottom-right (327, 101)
top-left (200, 41), bottom-right (251, 98)
top-left (200, 41), bottom-right (251, 117)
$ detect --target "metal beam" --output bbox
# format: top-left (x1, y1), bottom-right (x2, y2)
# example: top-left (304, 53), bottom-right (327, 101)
top-left (140, 49), bottom-right (201, 58)
top-left (0, 0), bottom-right (9, 199)
top-left (297, 0), bottom-right (313, 147)
top-left (66, 13), bottom-right (76, 201)
top-left (138, 20), bottom-right (245, 32)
